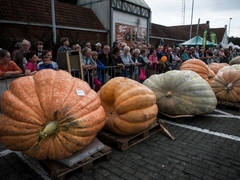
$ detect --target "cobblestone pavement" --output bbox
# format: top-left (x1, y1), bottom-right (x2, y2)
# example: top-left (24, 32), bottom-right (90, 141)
top-left (0, 107), bottom-right (240, 180)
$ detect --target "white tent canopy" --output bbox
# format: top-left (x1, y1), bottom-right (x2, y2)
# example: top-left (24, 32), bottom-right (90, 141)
top-left (221, 42), bottom-right (240, 49)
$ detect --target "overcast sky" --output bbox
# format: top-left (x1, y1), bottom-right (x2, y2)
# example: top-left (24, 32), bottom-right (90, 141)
top-left (144, 0), bottom-right (240, 38)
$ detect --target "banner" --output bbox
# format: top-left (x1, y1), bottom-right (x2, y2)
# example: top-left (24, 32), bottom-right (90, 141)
top-left (210, 31), bottom-right (217, 44)
top-left (202, 28), bottom-right (207, 48)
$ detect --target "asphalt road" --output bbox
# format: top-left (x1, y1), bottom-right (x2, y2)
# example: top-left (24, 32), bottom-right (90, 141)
top-left (0, 106), bottom-right (240, 180)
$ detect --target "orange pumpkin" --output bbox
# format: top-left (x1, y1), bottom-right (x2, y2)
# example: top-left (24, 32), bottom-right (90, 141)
top-left (211, 68), bottom-right (240, 102)
top-left (208, 62), bottom-right (229, 74)
top-left (98, 77), bottom-right (158, 136)
top-left (0, 69), bottom-right (106, 160)
top-left (180, 59), bottom-right (215, 83)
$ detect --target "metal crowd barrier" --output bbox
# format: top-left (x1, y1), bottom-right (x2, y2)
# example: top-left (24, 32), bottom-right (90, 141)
top-left (0, 74), bottom-right (25, 95)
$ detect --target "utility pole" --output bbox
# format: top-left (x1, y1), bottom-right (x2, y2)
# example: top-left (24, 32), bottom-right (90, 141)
top-left (181, 0), bottom-right (186, 25)
top-left (228, 18), bottom-right (232, 38)
top-left (189, 0), bottom-right (194, 39)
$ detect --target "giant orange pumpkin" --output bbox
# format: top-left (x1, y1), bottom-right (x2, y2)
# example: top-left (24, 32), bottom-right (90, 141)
top-left (208, 62), bottom-right (229, 74)
top-left (180, 59), bottom-right (215, 84)
top-left (211, 67), bottom-right (240, 102)
top-left (0, 69), bottom-right (106, 160)
top-left (98, 77), bottom-right (158, 136)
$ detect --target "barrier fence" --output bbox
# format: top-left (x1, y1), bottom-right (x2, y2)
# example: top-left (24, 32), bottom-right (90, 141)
top-left (0, 64), bottom-right (163, 99)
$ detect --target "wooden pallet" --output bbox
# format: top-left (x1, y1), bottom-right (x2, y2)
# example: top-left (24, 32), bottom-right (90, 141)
top-left (97, 120), bottom-right (161, 151)
top-left (39, 145), bottom-right (112, 180)
top-left (217, 100), bottom-right (240, 112)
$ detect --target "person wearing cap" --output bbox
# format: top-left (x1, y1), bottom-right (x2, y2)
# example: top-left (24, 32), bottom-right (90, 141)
top-left (95, 42), bottom-right (102, 55)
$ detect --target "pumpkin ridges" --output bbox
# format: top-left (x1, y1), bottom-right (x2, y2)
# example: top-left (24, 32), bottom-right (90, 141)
top-left (143, 70), bottom-right (217, 116)
top-left (60, 107), bottom-right (106, 136)
top-left (0, 133), bottom-right (38, 151)
top-left (0, 115), bottom-right (41, 136)
top-left (208, 62), bottom-right (229, 74)
top-left (180, 59), bottom-right (215, 83)
top-left (0, 69), bottom-right (106, 160)
top-left (98, 77), bottom-right (158, 135)
top-left (211, 69), bottom-right (240, 102)
top-left (57, 95), bottom-right (100, 125)
top-left (115, 94), bottom-right (156, 115)
top-left (59, 131), bottom-right (95, 151)
top-left (2, 87), bottom-right (45, 125)
top-left (33, 70), bottom-right (75, 121)
top-left (4, 76), bottom-right (46, 121)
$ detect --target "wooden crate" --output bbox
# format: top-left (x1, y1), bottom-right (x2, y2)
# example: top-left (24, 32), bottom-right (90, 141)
top-left (217, 100), bottom-right (240, 112)
top-left (39, 145), bottom-right (112, 180)
top-left (97, 120), bottom-right (161, 151)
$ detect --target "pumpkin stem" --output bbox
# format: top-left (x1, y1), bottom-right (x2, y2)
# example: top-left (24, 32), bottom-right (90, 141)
top-left (225, 82), bottom-right (233, 91)
top-left (38, 121), bottom-right (58, 142)
top-left (166, 91), bottom-right (172, 97)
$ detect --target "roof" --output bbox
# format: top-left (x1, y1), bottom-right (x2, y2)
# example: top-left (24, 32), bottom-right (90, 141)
top-left (0, 0), bottom-right (105, 31)
top-left (151, 23), bottom-right (191, 40)
top-left (125, 0), bottom-right (150, 9)
top-left (151, 22), bottom-right (226, 43)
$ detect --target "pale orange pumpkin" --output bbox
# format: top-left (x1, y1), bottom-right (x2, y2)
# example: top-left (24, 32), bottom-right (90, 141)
top-left (180, 59), bottom-right (215, 83)
top-left (98, 77), bottom-right (158, 136)
top-left (208, 62), bottom-right (229, 74)
top-left (0, 69), bottom-right (106, 160)
top-left (211, 68), bottom-right (240, 102)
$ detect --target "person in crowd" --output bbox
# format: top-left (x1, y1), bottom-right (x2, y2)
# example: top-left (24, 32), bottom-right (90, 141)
top-left (0, 50), bottom-right (23, 78)
top-left (81, 47), bottom-right (96, 87)
top-left (146, 43), bottom-right (152, 57)
top-left (91, 51), bottom-right (105, 92)
top-left (131, 48), bottom-right (145, 81)
top-left (206, 47), bottom-right (214, 64)
top-left (181, 48), bottom-right (190, 62)
top-left (98, 45), bottom-right (113, 83)
top-left (37, 50), bottom-right (58, 70)
top-left (199, 48), bottom-right (207, 63)
top-left (171, 50), bottom-right (182, 70)
top-left (95, 43), bottom-right (102, 55)
top-left (111, 47), bottom-right (125, 77)
top-left (85, 42), bottom-right (92, 50)
top-left (57, 37), bottom-right (72, 63)
top-left (120, 46), bottom-right (135, 77)
top-left (11, 42), bottom-right (21, 59)
top-left (111, 41), bottom-right (119, 54)
top-left (193, 46), bottom-right (200, 59)
top-left (38, 56), bottom-right (54, 70)
top-left (148, 48), bottom-right (159, 74)
top-left (36, 41), bottom-right (44, 62)
top-left (25, 51), bottom-right (38, 76)
top-left (72, 44), bottom-right (81, 51)
top-left (188, 47), bottom-right (195, 59)
top-left (139, 49), bottom-right (152, 70)
top-left (156, 45), bottom-right (164, 60)
top-left (13, 39), bottom-right (31, 72)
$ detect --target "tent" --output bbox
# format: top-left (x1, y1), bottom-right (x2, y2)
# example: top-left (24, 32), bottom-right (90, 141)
top-left (178, 35), bottom-right (217, 47)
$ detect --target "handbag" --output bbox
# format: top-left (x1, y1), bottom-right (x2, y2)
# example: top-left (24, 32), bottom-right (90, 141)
top-left (138, 67), bottom-right (146, 81)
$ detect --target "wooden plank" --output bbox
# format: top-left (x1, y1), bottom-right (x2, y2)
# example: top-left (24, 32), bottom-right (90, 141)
top-left (97, 120), bottom-right (162, 151)
top-left (217, 100), bottom-right (240, 112)
top-left (39, 145), bottom-right (111, 180)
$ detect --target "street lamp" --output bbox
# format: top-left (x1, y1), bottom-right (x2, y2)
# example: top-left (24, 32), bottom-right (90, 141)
top-left (228, 18), bottom-right (232, 37)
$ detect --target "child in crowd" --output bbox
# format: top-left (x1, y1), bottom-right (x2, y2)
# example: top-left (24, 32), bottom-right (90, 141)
top-left (91, 51), bottom-right (106, 92)
top-left (38, 56), bottom-right (54, 70)
top-left (25, 51), bottom-right (38, 76)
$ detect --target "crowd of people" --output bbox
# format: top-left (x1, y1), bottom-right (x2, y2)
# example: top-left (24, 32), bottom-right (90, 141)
top-left (0, 37), bottom-right (239, 92)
